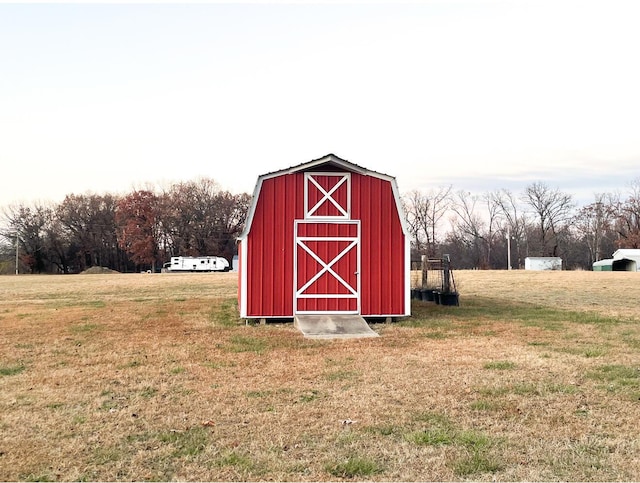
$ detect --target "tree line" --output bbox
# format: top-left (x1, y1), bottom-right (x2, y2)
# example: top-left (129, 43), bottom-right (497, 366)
top-left (404, 180), bottom-right (640, 270)
top-left (0, 178), bottom-right (250, 274)
top-left (2, 177), bottom-right (640, 274)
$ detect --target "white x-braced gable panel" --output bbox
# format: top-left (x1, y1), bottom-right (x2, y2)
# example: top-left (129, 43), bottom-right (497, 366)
top-left (304, 172), bottom-right (351, 220)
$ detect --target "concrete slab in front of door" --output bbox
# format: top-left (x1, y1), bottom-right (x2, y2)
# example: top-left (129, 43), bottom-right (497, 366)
top-left (294, 314), bottom-right (379, 339)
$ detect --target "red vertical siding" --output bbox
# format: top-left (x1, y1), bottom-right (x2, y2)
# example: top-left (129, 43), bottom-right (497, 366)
top-left (246, 173), bottom-right (303, 317)
top-left (238, 240), bottom-right (243, 311)
top-left (352, 175), bottom-right (406, 316)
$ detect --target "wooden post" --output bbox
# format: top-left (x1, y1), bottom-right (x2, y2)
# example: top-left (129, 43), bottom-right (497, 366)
top-left (443, 254), bottom-right (451, 294)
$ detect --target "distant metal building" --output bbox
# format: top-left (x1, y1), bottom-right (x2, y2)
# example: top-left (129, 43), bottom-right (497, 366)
top-left (525, 257), bottom-right (562, 271)
top-left (237, 154), bottom-right (410, 319)
top-left (593, 249), bottom-right (640, 271)
top-left (592, 259), bottom-right (613, 271)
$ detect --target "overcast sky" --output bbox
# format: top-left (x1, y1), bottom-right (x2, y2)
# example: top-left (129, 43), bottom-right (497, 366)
top-left (1, 0), bottom-right (639, 208)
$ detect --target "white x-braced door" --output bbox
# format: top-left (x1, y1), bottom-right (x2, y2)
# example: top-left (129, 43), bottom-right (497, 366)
top-left (294, 221), bottom-right (360, 314)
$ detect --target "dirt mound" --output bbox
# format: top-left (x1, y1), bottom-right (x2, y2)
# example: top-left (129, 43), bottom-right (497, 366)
top-left (80, 266), bottom-right (120, 275)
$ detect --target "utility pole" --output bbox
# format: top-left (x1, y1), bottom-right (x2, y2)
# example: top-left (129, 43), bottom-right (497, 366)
top-left (507, 227), bottom-right (512, 271)
top-left (15, 232), bottom-right (19, 275)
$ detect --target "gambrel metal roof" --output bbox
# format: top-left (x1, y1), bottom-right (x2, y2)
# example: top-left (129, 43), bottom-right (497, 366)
top-left (239, 153), bottom-right (407, 240)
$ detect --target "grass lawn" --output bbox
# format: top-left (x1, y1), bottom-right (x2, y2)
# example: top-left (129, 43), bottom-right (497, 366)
top-left (1, 270), bottom-right (639, 481)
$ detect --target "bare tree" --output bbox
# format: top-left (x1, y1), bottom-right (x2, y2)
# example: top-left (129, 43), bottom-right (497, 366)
top-left (403, 186), bottom-right (452, 257)
top-left (1, 202), bottom-right (52, 273)
top-left (42, 216), bottom-right (73, 274)
top-left (157, 178), bottom-right (251, 264)
top-left (482, 191), bottom-right (501, 267)
top-left (56, 193), bottom-right (122, 271)
top-left (522, 182), bottom-right (575, 257)
top-left (573, 193), bottom-right (617, 264)
top-left (214, 191), bottom-right (252, 263)
top-left (489, 189), bottom-right (529, 268)
top-left (448, 191), bottom-right (501, 269)
top-left (614, 179), bottom-right (640, 249)
top-left (450, 191), bottom-right (487, 268)
top-left (402, 190), bottom-right (425, 253)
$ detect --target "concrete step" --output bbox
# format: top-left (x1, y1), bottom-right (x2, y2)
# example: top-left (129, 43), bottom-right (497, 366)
top-left (294, 314), bottom-right (379, 339)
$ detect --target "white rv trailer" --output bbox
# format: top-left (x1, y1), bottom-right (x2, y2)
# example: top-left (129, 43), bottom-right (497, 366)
top-left (164, 256), bottom-right (229, 272)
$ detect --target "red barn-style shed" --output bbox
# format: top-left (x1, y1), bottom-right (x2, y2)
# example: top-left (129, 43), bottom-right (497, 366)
top-left (238, 154), bottom-right (410, 320)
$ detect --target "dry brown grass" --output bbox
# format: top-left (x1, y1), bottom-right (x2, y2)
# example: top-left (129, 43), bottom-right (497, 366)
top-left (1, 270), bottom-right (640, 481)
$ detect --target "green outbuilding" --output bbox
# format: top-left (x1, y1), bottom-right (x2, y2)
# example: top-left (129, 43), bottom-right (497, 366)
top-left (593, 259), bottom-right (613, 271)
